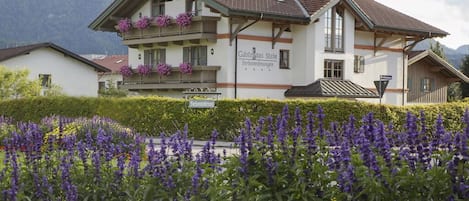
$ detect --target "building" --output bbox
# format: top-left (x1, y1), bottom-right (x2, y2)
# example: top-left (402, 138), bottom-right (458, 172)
top-left (90, 0), bottom-right (460, 105)
top-left (92, 55), bottom-right (128, 90)
top-left (0, 42), bottom-right (110, 97)
top-left (407, 50), bottom-right (469, 104)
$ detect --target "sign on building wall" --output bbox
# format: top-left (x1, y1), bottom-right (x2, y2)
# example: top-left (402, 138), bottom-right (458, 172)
top-left (237, 47), bottom-right (278, 72)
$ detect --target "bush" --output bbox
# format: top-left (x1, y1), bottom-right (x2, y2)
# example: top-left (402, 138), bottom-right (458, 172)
top-left (0, 97), bottom-right (469, 140)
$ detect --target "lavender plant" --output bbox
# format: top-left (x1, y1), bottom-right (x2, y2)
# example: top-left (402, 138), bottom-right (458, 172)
top-left (0, 107), bottom-right (468, 200)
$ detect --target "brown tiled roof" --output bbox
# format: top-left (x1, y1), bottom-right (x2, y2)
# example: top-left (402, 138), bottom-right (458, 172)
top-left (350, 0), bottom-right (448, 37)
top-left (285, 79), bottom-right (378, 98)
top-left (0, 43), bottom-right (110, 72)
top-left (93, 55), bottom-right (128, 73)
top-left (298, 0), bottom-right (332, 15)
top-left (408, 50), bottom-right (469, 83)
top-left (202, 0), bottom-right (310, 22)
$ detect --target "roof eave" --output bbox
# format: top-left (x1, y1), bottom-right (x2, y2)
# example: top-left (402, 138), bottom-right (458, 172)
top-left (89, 0), bottom-right (126, 31)
top-left (374, 25), bottom-right (448, 38)
top-left (409, 50), bottom-right (469, 83)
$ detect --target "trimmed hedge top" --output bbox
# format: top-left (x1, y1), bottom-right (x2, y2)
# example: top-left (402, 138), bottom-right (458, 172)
top-left (0, 96), bottom-right (467, 140)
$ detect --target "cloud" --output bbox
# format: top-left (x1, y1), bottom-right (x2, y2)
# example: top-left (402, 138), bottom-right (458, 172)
top-left (376, 0), bottom-right (469, 49)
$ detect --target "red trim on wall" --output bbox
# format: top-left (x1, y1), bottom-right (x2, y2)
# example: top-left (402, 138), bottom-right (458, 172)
top-left (217, 34), bottom-right (293, 43)
top-left (355, 45), bottom-right (403, 53)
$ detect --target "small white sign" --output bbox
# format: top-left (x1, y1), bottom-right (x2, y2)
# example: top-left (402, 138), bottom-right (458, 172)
top-left (380, 75), bottom-right (392, 80)
top-left (189, 100), bottom-right (215, 108)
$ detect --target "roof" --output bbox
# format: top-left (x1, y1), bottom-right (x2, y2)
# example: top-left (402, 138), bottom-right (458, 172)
top-left (285, 79), bottom-right (378, 98)
top-left (90, 0), bottom-right (447, 38)
top-left (92, 55), bottom-right (128, 73)
top-left (408, 50), bottom-right (469, 83)
top-left (0, 43), bottom-right (110, 72)
top-left (195, 0), bottom-right (310, 23)
top-left (348, 0), bottom-right (448, 37)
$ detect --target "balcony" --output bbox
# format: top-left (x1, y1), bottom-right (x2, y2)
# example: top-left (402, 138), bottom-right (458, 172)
top-left (120, 16), bottom-right (220, 46)
top-left (120, 66), bottom-right (220, 90)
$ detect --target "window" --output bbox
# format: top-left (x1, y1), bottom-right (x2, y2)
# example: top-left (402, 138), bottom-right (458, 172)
top-left (354, 55), bottom-right (364, 73)
top-left (325, 6), bottom-right (344, 52)
top-left (151, 0), bottom-right (165, 17)
top-left (144, 49), bottom-right (166, 66)
top-left (183, 46), bottom-right (207, 66)
top-left (421, 78), bottom-right (434, 93)
top-left (117, 81), bottom-right (123, 89)
top-left (39, 74), bottom-right (51, 88)
top-left (279, 50), bottom-right (290, 69)
top-left (185, 0), bottom-right (201, 15)
top-left (98, 82), bottom-right (106, 90)
top-left (324, 60), bottom-right (343, 79)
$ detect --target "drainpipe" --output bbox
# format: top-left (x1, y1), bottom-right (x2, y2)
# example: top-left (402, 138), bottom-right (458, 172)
top-left (234, 14), bottom-right (263, 98)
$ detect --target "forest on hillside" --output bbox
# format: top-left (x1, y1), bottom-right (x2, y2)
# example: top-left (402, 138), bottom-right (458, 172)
top-left (0, 0), bottom-right (126, 54)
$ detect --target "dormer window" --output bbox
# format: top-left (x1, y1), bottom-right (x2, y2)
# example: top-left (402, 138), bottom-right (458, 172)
top-left (325, 6), bottom-right (344, 52)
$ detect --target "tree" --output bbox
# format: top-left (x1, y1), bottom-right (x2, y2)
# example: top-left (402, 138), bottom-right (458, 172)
top-left (0, 65), bottom-right (63, 99)
top-left (431, 42), bottom-right (462, 101)
top-left (460, 55), bottom-right (469, 98)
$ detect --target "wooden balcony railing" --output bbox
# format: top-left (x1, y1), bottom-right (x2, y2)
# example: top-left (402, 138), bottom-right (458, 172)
top-left (121, 66), bottom-right (220, 90)
top-left (120, 16), bottom-right (220, 46)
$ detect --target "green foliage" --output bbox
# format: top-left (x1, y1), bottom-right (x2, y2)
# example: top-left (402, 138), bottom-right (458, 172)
top-left (98, 80), bottom-right (127, 97)
top-left (430, 42), bottom-right (447, 59)
top-left (0, 65), bottom-right (64, 100)
top-left (0, 97), bottom-right (469, 140)
top-left (461, 54), bottom-right (469, 98)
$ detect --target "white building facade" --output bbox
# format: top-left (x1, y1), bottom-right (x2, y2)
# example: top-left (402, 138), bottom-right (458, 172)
top-left (90, 0), bottom-right (448, 105)
top-left (0, 43), bottom-right (110, 97)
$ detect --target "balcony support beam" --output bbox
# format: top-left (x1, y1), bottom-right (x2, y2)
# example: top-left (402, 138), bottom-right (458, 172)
top-left (229, 17), bottom-right (247, 46)
top-left (272, 23), bottom-right (290, 49)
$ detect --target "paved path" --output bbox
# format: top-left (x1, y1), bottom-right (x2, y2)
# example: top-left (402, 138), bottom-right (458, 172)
top-left (145, 138), bottom-right (238, 156)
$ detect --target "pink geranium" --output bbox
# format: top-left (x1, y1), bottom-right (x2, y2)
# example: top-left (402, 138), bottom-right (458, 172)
top-left (135, 16), bottom-right (151, 30)
top-left (179, 62), bottom-right (192, 74)
top-left (120, 65), bottom-right (133, 77)
top-left (155, 15), bottom-right (172, 27)
top-left (157, 63), bottom-right (172, 76)
top-left (117, 18), bottom-right (132, 33)
top-left (176, 12), bottom-right (193, 28)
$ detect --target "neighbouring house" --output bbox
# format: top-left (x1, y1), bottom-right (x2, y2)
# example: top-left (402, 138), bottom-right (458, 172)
top-left (0, 42), bottom-right (110, 97)
top-left (92, 55), bottom-right (128, 90)
top-left (407, 50), bottom-right (469, 104)
top-left (89, 0), bottom-right (461, 105)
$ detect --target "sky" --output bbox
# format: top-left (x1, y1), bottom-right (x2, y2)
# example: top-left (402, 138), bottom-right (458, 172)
top-left (375, 0), bottom-right (469, 50)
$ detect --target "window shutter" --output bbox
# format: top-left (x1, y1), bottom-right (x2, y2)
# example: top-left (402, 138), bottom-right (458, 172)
top-left (183, 47), bottom-right (190, 63)
top-left (144, 50), bottom-right (151, 65)
top-left (420, 78), bottom-right (425, 92)
top-left (431, 78), bottom-right (435, 91)
top-left (200, 46), bottom-right (207, 65)
top-left (160, 49), bottom-right (166, 64)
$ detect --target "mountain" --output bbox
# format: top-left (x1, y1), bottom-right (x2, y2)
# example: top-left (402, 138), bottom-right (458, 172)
top-left (413, 39), bottom-right (467, 69)
top-left (0, 0), bottom-right (126, 55)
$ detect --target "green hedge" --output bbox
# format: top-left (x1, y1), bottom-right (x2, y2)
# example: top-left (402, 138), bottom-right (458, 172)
top-left (0, 96), bottom-right (468, 140)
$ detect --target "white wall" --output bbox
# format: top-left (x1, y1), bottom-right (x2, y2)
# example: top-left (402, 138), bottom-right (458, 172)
top-left (354, 31), bottom-right (407, 105)
top-left (0, 48), bottom-right (99, 97)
